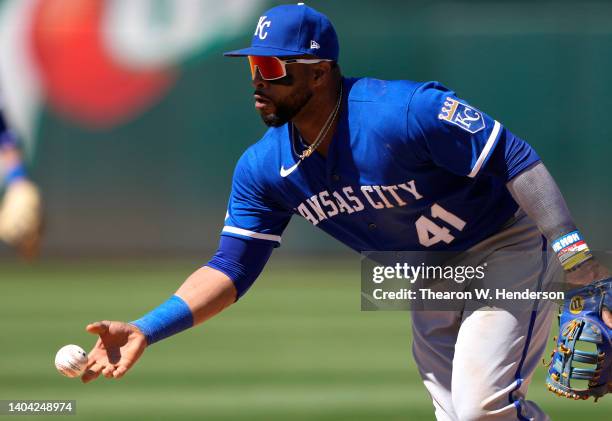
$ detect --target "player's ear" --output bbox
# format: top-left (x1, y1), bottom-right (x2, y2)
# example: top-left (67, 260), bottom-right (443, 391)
top-left (311, 62), bottom-right (332, 86)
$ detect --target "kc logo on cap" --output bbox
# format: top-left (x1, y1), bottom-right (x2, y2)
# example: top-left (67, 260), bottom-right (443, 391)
top-left (254, 16), bottom-right (271, 40)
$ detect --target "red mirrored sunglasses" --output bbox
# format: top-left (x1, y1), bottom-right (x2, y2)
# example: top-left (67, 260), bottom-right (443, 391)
top-left (248, 56), bottom-right (332, 81)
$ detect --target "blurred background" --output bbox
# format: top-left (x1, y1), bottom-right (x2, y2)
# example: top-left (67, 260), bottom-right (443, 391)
top-left (1, 0), bottom-right (611, 420)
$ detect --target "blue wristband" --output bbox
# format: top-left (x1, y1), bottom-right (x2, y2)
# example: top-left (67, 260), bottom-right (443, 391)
top-left (5, 163), bottom-right (27, 185)
top-left (130, 295), bottom-right (194, 345)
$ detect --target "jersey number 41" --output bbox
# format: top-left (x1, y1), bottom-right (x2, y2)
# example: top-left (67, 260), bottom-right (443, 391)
top-left (416, 204), bottom-right (466, 247)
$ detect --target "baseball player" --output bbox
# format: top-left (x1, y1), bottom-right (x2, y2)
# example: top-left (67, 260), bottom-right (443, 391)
top-left (0, 90), bottom-right (42, 258)
top-left (81, 4), bottom-right (612, 420)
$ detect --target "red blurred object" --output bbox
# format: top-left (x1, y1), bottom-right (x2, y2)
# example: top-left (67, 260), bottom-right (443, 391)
top-left (30, 0), bottom-right (176, 128)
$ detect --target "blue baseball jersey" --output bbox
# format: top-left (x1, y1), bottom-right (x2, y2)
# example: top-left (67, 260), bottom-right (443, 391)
top-left (221, 77), bottom-right (539, 252)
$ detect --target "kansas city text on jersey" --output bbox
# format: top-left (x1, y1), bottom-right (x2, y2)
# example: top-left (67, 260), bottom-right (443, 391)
top-left (296, 179), bottom-right (423, 226)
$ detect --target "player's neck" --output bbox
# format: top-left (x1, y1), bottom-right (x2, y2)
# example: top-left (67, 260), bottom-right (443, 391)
top-left (292, 78), bottom-right (342, 158)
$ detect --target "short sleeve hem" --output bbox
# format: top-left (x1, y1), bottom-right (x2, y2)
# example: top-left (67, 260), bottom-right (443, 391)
top-left (221, 225), bottom-right (282, 246)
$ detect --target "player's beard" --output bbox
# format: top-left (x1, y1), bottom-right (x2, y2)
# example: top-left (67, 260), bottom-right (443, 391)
top-left (257, 86), bottom-right (313, 127)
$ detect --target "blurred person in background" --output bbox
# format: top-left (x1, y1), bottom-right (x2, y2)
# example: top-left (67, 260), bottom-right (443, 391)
top-left (0, 90), bottom-right (42, 258)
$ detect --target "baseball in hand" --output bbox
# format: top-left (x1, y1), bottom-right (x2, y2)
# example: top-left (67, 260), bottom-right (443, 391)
top-left (55, 344), bottom-right (88, 378)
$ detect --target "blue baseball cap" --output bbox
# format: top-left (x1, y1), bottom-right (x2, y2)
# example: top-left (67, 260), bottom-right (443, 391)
top-left (224, 3), bottom-right (339, 61)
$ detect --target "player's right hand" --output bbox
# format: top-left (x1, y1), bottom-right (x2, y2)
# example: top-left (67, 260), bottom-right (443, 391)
top-left (81, 320), bottom-right (147, 383)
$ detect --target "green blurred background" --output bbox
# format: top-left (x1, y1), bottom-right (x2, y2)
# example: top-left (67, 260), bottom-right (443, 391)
top-left (1, 0), bottom-right (611, 419)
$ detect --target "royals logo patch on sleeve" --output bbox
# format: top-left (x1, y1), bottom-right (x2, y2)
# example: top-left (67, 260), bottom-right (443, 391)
top-left (438, 97), bottom-right (486, 134)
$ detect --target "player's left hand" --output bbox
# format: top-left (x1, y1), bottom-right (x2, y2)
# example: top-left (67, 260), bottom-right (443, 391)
top-left (546, 277), bottom-right (612, 400)
top-left (0, 179), bottom-right (43, 259)
top-left (81, 321), bottom-right (147, 383)
top-left (565, 259), bottom-right (612, 328)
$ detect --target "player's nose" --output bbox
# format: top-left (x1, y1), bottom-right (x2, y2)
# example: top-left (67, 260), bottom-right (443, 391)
top-left (251, 68), bottom-right (269, 89)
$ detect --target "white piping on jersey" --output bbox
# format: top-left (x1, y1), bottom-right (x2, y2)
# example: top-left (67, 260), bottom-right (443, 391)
top-left (468, 120), bottom-right (501, 178)
top-left (222, 226), bottom-right (282, 243)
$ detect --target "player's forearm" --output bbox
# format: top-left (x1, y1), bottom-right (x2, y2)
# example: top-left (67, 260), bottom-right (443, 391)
top-left (130, 267), bottom-right (237, 345)
top-left (507, 162), bottom-right (605, 283)
top-left (175, 266), bottom-right (237, 326)
top-left (506, 162), bottom-right (576, 242)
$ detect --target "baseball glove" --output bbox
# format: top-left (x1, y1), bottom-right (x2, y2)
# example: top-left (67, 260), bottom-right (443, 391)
top-left (0, 179), bottom-right (43, 258)
top-left (546, 277), bottom-right (612, 401)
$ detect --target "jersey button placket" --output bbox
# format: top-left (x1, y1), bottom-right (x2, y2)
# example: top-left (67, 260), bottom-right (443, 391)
top-left (368, 223), bottom-right (377, 231)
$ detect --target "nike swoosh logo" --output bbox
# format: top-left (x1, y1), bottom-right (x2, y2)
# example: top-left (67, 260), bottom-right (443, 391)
top-left (280, 161), bottom-right (301, 177)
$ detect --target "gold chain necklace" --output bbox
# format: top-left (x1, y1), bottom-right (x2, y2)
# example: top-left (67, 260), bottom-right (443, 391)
top-left (294, 83), bottom-right (343, 160)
